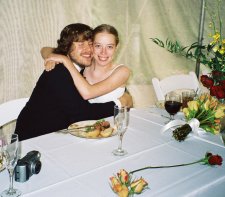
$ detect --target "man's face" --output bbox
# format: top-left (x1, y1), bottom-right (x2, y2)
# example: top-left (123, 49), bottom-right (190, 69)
top-left (68, 39), bottom-right (93, 68)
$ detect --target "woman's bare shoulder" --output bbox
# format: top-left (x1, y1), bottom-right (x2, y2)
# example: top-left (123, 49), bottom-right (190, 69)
top-left (112, 64), bottom-right (130, 74)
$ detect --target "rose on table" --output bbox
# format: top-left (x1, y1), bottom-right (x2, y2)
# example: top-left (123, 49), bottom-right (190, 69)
top-left (109, 152), bottom-right (222, 197)
top-left (110, 169), bottom-right (148, 197)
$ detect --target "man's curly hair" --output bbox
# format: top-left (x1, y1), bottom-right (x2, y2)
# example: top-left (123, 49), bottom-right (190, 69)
top-left (54, 23), bottom-right (93, 55)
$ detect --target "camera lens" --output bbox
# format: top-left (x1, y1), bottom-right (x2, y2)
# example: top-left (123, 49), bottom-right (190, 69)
top-left (31, 161), bottom-right (42, 174)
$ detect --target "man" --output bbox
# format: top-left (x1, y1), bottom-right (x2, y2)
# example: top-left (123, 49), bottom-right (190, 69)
top-left (15, 23), bottom-right (132, 141)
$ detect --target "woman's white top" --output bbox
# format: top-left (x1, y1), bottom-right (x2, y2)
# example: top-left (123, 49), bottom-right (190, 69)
top-left (88, 65), bottom-right (126, 103)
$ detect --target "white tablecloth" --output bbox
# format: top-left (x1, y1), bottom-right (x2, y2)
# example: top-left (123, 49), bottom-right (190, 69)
top-left (0, 108), bottom-right (225, 197)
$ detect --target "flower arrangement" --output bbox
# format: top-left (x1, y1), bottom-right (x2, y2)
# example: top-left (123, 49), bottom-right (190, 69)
top-left (201, 72), bottom-right (225, 100)
top-left (110, 169), bottom-right (148, 197)
top-left (151, 0), bottom-right (225, 99)
top-left (173, 93), bottom-right (225, 141)
top-left (110, 152), bottom-right (222, 196)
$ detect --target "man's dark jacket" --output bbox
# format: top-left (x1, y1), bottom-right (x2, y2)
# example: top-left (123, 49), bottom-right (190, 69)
top-left (15, 64), bottom-right (115, 140)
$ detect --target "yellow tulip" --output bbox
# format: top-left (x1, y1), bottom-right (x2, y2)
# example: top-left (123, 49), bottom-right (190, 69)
top-left (182, 108), bottom-right (190, 117)
top-left (187, 101), bottom-right (199, 111)
top-left (213, 45), bottom-right (219, 52)
top-left (130, 178), bottom-right (148, 194)
top-left (199, 93), bottom-right (207, 101)
top-left (117, 169), bottom-right (129, 184)
top-left (212, 127), bottom-right (220, 135)
top-left (219, 104), bottom-right (225, 111)
top-left (213, 32), bottom-right (220, 41)
top-left (210, 95), bottom-right (217, 102)
top-left (219, 49), bottom-right (225, 55)
top-left (210, 102), bottom-right (218, 110)
top-left (110, 176), bottom-right (122, 193)
top-left (215, 108), bottom-right (225, 118)
top-left (203, 99), bottom-right (210, 110)
top-left (118, 185), bottom-right (129, 197)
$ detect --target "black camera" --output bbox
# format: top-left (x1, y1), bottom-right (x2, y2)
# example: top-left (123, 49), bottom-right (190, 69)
top-left (15, 150), bottom-right (42, 182)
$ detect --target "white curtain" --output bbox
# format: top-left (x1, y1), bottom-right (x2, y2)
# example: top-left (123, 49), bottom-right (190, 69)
top-left (0, 0), bottom-right (224, 107)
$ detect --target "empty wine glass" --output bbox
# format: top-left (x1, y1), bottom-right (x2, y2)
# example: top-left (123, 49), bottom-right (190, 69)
top-left (164, 92), bottom-right (182, 122)
top-left (1, 133), bottom-right (21, 197)
top-left (112, 105), bottom-right (129, 156)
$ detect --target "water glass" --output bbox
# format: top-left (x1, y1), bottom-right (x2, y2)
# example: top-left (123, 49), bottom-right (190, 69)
top-left (1, 133), bottom-right (21, 197)
top-left (112, 106), bottom-right (129, 156)
top-left (182, 90), bottom-right (195, 108)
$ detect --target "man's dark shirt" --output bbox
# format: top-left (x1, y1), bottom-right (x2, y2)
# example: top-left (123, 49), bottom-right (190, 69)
top-left (15, 64), bottom-right (115, 140)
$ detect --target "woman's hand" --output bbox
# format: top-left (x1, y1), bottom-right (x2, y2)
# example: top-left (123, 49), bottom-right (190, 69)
top-left (119, 91), bottom-right (133, 108)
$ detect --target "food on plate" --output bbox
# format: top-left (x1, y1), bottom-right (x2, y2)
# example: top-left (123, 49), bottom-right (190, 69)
top-left (100, 127), bottom-right (114, 137)
top-left (69, 119), bottom-right (114, 138)
top-left (85, 129), bottom-right (101, 138)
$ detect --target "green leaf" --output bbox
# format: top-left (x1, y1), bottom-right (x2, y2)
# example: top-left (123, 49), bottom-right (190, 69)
top-left (150, 38), bottom-right (165, 48)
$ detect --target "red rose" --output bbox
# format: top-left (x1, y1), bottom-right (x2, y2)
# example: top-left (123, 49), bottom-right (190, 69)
top-left (210, 85), bottom-right (225, 99)
top-left (200, 75), bottom-right (214, 88)
top-left (216, 88), bottom-right (225, 99)
top-left (220, 80), bottom-right (225, 89)
top-left (208, 154), bottom-right (223, 166)
top-left (210, 85), bottom-right (218, 96)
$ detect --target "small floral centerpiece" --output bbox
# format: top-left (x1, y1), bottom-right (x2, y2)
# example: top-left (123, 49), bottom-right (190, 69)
top-left (173, 93), bottom-right (225, 141)
top-left (110, 169), bottom-right (148, 197)
top-left (110, 152), bottom-right (222, 196)
top-left (151, 0), bottom-right (225, 100)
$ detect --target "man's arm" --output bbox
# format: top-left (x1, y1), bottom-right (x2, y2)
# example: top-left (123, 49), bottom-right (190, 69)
top-left (40, 47), bottom-right (55, 59)
top-left (41, 47), bottom-right (57, 71)
top-left (46, 65), bottom-right (116, 121)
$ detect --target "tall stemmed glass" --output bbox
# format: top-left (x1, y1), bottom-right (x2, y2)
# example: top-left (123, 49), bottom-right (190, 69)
top-left (112, 106), bottom-right (129, 156)
top-left (1, 133), bottom-right (21, 197)
top-left (164, 92), bottom-right (182, 122)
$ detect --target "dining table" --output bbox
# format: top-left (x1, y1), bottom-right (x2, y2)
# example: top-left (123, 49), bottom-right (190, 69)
top-left (0, 107), bottom-right (225, 197)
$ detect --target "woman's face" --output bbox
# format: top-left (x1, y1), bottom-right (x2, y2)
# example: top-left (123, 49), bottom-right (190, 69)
top-left (93, 32), bottom-right (117, 66)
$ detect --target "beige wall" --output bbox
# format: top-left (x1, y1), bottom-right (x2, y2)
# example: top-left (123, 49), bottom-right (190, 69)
top-left (0, 0), bottom-right (223, 108)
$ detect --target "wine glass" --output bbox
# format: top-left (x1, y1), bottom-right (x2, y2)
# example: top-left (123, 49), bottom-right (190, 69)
top-left (112, 105), bottom-right (129, 156)
top-left (164, 92), bottom-right (182, 122)
top-left (1, 133), bottom-right (21, 197)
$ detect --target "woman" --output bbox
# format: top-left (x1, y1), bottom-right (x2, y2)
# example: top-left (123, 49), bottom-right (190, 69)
top-left (42, 24), bottom-right (131, 104)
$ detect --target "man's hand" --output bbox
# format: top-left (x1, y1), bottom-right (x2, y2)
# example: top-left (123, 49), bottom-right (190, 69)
top-left (44, 53), bottom-right (67, 71)
top-left (119, 92), bottom-right (133, 108)
top-left (44, 60), bottom-right (56, 71)
top-left (41, 47), bottom-right (59, 71)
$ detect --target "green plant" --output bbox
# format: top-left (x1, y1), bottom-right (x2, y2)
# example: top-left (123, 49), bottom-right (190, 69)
top-left (151, 0), bottom-right (225, 99)
top-left (152, 0), bottom-right (225, 72)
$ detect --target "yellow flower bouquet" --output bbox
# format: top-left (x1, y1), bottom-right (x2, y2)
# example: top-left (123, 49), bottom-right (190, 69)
top-left (173, 93), bottom-right (225, 141)
top-left (110, 169), bottom-right (148, 197)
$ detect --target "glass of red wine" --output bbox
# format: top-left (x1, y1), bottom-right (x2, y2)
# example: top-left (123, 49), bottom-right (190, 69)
top-left (164, 92), bottom-right (182, 122)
